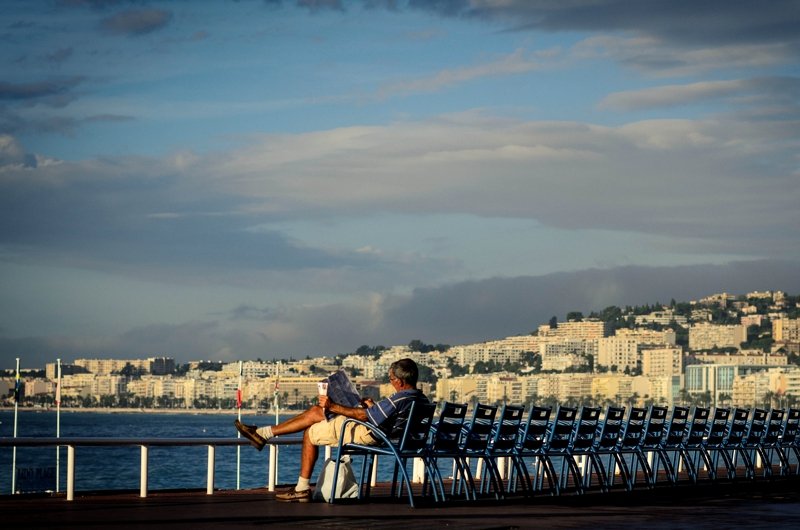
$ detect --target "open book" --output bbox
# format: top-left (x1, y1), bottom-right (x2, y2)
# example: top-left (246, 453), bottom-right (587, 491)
top-left (322, 369), bottom-right (361, 419)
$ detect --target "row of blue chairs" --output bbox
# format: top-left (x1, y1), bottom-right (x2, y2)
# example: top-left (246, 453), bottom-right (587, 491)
top-left (329, 401), bottom-right (800, 507)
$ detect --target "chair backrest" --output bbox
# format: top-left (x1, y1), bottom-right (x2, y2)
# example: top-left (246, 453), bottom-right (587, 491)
top-left (395, 400), bottom-right (437, 453)
top-left (762, 409), bottom-right (786, 446)
top-left (662, 406), bottom-right (689, 448)
top-left (684, 407), bottom-right (710, 447)
top-left (570, 406), bottom-right (601, 452)
top-left (618, 407), bottom-right (648, 450)
top-left (640, 406), bottom-right (669, 449)
top-left (517, 405), bottom-right (553, 453)
top-left (744, 408), bottom-right (768, 446)
top-left (461, 403), bottom-right (498, 453)
top-left (781, 409), bottom-right (800, 446)
top-left (489, 404), bottom-right (525, 454)
top-left (725, 408), bottom-right (751, 446)
top-left (547, 406), bottom-right (578, 453)
top-left (704, 407), bottom-right (731, 447)
top-left (430, 402), bottom-right (468, 452)
top-left (593, 406), bottom-right (626, 450)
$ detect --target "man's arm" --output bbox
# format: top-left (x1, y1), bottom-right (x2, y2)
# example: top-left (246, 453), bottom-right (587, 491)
top-left (319, 395), bottom-right (369, 422)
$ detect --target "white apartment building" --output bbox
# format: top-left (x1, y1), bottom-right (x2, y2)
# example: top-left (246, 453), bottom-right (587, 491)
top-left (449, 335), bottom-right (539, 367)
top-left (641, 347), bottom-right (683, 377)
top-left (90, 374), bottom-right (126, 398)
top-left (730, 367), bottom-right (800, 407)
top-left (685, 364), bottom-right (773, 405)
top-left (634, 309), bottom-right (688, 327)
top-left (588, 374), bottom-right (673, 405)
top-left (773, 317), bottom-right (800, 342)
top-left (740, 314), bottom-right (765, 328)
top-left (59, 373), bottom-right (97, 397)
top-left (615, 328), bottom-right (677, 346)
top-left (23, 378), bottom-right (53, 397)
top-left (74, 357), bottom-right (175, 376)
top-left (597, 337), bottom-right (639, 373)
top-left (535, 373), bottom-right (595, 402)
top-left (539, 339), bottom-right (594, 371)
top-left (689, 351), bottom-right (788, 367)
top-left (538, 319), bottom-right (609, 341)
top-left (688, 323), bottom-right (747, 351)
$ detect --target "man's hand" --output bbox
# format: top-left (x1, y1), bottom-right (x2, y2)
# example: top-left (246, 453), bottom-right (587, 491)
top-left (361, 398), bottom-right (375, 408)
top-left (319, 395), bottom-right (331, 409)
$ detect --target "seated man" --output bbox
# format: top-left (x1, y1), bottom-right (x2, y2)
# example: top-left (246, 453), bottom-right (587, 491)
top-left (234, 357), bottom-right (428, 502)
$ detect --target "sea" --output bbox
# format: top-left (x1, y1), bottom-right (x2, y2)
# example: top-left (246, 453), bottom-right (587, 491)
top-left (0, 409), bottom-right (396, 494)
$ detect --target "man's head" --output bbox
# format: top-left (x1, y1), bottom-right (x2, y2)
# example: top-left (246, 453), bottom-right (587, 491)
top-left (389, 358), bottom-right (418, 388)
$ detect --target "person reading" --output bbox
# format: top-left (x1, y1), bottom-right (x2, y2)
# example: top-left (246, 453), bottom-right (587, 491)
top-left (234, 358), bottom-right (427, 502)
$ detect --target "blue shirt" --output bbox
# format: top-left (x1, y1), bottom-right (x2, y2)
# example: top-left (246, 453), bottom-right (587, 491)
top-left (366, 388), bottom-right (427, 428)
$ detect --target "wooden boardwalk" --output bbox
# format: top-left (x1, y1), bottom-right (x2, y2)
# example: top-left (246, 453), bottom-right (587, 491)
top-left (4, 476), bottom-right (800, 529)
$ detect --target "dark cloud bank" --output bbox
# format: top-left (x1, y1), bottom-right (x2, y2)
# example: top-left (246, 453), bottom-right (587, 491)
top-left (3, 259), bottom-right (798, 368)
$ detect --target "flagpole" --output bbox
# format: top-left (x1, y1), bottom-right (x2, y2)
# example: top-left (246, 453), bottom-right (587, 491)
top-left (236, 360), bottom-right (242, 490)
top-left (56, 358), bottom-right (62, 493)
top-left (11, 357), bottom-right (20, 494)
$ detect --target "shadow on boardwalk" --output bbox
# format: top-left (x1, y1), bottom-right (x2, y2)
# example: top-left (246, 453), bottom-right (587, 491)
top-left (3, 477), bottom-right (800, 529)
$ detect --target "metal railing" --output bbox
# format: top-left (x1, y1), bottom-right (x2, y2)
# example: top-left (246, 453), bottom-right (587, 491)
top-left (0, 436), bottom-right (305, 501)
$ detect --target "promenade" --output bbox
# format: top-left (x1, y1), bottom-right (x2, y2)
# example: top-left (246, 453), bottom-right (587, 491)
top-left (4, 477), bottom-right (800, 529)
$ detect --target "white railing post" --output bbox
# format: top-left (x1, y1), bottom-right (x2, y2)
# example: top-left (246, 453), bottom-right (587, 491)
top-left (67, 445), bottom-right (75, 501)
top-left (207, 445), bottom-right (215, 495)
top-left (370, 455), bottom-right (378, 487)
top-left (140, 445), bottom-right (148, 498)
top-left (268, 444), bottom-right (277, 492)
top-left (412, 457), bottom-right (424, 483)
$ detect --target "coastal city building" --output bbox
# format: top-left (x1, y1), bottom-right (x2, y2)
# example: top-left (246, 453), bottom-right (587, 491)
top-left (5, 291), bottom-right (800, 411)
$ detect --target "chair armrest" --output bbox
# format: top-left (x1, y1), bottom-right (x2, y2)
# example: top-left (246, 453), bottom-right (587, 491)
top-left (336, 417), bottom-right (393, 451)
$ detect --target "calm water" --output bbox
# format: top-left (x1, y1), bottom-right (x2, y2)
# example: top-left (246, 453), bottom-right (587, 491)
top-left (0, 409), bottom-right (390, 494)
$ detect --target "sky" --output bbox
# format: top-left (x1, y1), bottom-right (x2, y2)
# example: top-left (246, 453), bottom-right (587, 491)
top-left (1, 0), bottom-right (799, 369)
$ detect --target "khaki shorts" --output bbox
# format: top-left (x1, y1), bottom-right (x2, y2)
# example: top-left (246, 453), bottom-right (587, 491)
top-left (307, 415), bottom-right (376, 446)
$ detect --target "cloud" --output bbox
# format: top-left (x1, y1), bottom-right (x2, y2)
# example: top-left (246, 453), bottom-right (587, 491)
top-left (600, 80), bottom-right (747, 111)
top-left (598, 77), bottom-right (800, 115)
top-left (0, 77), bottom-right (84, 103)
top-left (573, 35), bottom-right (796, 77)
top-left (2, 103), bottom-right (798, 282)
top-left (406, 0), bottom-right (800, 49)
top-left (45, 47), bottom-right (74, 64)
top-left (7, 259), bottom-right (797, 367)
top-left (376, 48), bottom-right (544, 99)
top-left (99, 8), bottom-right (173, 36)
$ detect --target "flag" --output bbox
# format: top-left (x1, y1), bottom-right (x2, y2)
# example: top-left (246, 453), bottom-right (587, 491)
top-left (13, 369), bottom-right (21, 403)
top-left (236, 388), bottom-right (242, 409)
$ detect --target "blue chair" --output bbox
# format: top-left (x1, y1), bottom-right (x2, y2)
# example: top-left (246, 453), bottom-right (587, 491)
top-left (543, 405), bottom-right (580, 494)
top-left (700, 407), bottom-right (733, 481)
top-left (777, 408), bottom-right (800, 476)
top-left (481, 404), bottom-right (525, 498)
top-left (758, 409), bottom-right (786, 478)
top-left (564, 406), bottom-right (602, 494)
top-left (653, 406), bottom-right (689, 485)
top-left (451, 403), bottom-right (498, 500)
top-left (584, 406), bottom-right (626, 492)
top-left (509, 405), bottom-right (555, 497)
top-left (678, 406), bottom-right (711, 484)
top-left (636, 406), bottom-right (669, 487)
top-left (425, 401), bottom-right (468, 502)
top-left (330, 400), bottom-right (437, 507)
top-left (613, 407), bottom-right (649, 490)
top-left (721, 407), bottom-right (752, 479)
top-left (740, 408), bottom-right (769, 479)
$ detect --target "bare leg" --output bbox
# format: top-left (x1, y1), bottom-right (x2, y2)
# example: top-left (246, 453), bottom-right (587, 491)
top-left (300, 429), bottom-right (320, 480)
top-left (271, 405), bottom-right (326, 437)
